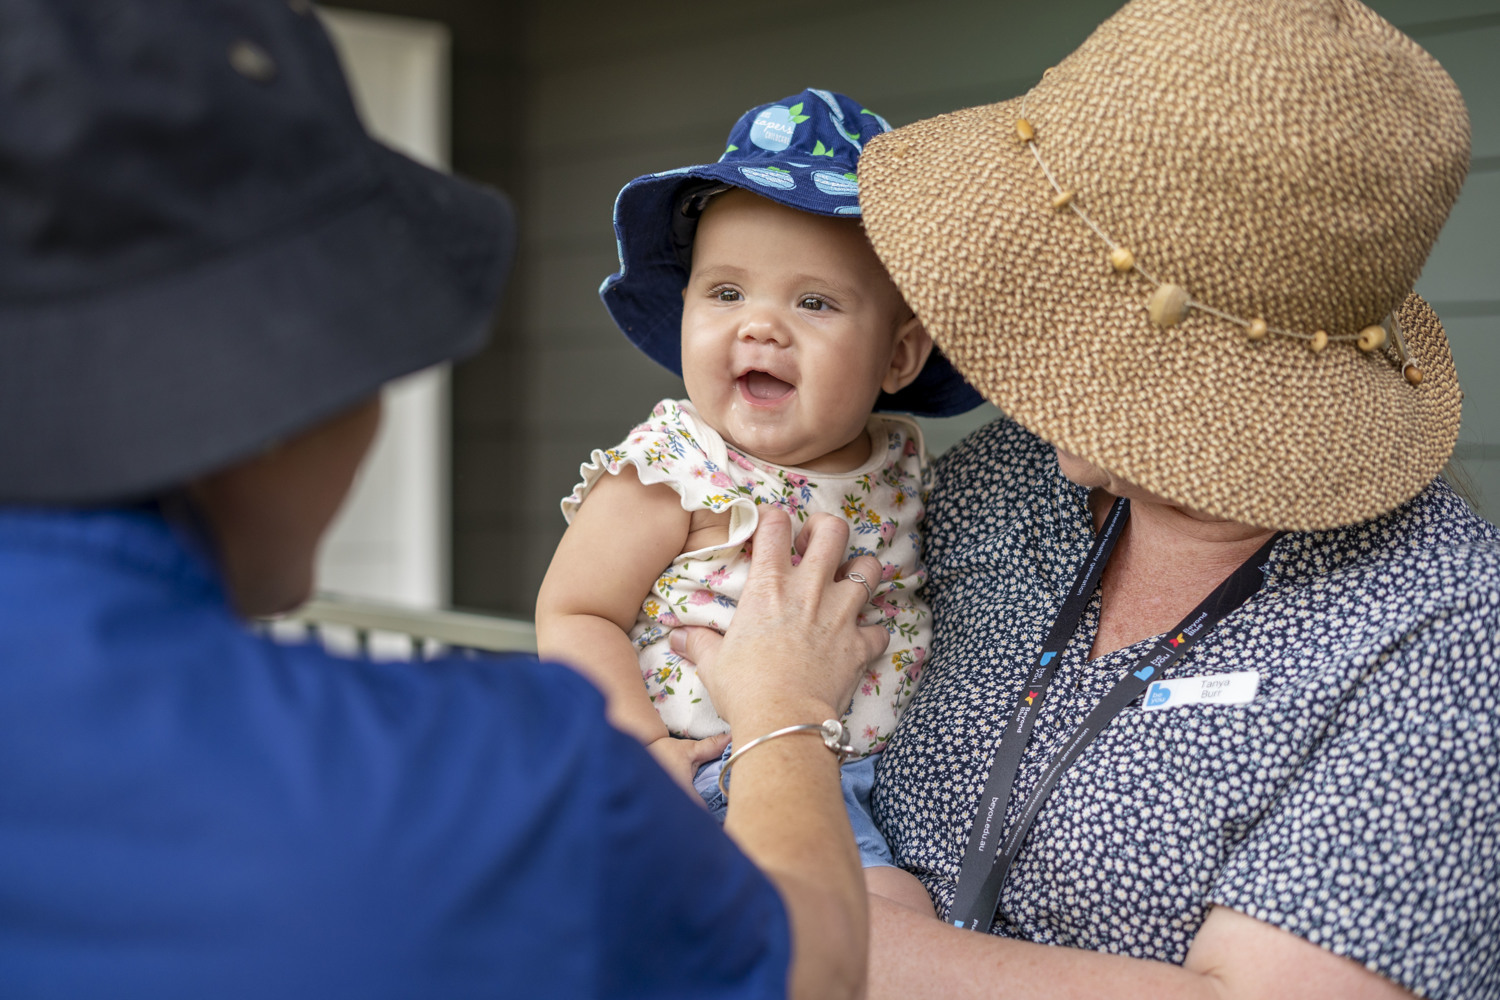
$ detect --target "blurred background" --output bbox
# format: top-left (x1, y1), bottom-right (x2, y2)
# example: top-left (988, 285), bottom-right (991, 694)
top-left (311, 0), bottom-right (1500, 620)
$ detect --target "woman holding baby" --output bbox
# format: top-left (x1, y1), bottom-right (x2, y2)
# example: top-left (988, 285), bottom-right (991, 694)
top-left (799, 0), bottom-right (1496, 997)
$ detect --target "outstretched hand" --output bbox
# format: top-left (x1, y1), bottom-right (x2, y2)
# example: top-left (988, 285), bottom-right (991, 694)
top-left (670, 509), bottom-right (890, 729)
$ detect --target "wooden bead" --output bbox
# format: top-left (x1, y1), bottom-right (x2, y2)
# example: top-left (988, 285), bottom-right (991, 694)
top-left (1146, 283), bottom-right (1191, 327)
top-left (1016, 118), bottom-right (1035, 142)
top-left (1357, 324), bottom-right (1387, 352)
top-left (1246, 318), bottom-right (1269, 341)
top-left (1310, 330), bottom-right (1329, 352)
top-left (1404, 364), bottom-right (1424, 386)
top-left (1051, 189), bottom-right (1075, 210)
top-left (1109, 246), bottom-right (1135, 272)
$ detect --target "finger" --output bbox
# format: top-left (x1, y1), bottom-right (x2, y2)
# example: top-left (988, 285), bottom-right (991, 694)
top-left (856, 617), bottom-right (893, 662)
top-left (748, 506), bottom-right (795, 572)
top-left (792, 516), bottom-right (814, 557)
top-left (686, 732), bottom-right (731, 767)
top-left (793, 512), bottom-right (852, 575)
top-left (668, 624), bottom-right (720, 668)
top-left (838, 552), bottom-right (884, 587)
top-left (824, 553), bottom-right (885, 624)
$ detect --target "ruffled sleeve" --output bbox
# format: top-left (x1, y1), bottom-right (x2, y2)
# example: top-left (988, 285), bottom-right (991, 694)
top-left (561, 400), bottom-right (760, 548)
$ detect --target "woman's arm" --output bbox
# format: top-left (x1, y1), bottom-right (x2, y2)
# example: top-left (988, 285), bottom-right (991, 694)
top-left (535, 468), bottom-right (717, 786)
top-left (673, 509), bottom-right (890, 1000)
top-left (867, 899), bottom-right (1415, 1000)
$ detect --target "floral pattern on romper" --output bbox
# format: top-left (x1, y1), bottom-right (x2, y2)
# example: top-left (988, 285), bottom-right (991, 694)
top-left (561, 398), bottom-right (931, 756)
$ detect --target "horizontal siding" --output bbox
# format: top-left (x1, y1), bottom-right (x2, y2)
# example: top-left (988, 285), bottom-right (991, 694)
top-left (336, 0), bottom-right (1500, 614)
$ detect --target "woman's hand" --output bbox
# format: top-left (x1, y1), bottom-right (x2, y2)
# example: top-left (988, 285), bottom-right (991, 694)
top-left (666, 508), bottom-right (887, 1000)
top-left (671, 508), bottom-right (890, 729)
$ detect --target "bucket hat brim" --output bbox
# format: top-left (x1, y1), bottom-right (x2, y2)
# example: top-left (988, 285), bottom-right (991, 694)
top-left (1, 144), bottom-right (514, 504)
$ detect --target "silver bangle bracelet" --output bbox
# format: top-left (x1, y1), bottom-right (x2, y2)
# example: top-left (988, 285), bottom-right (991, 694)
top-left (716, 718), bottom-right (855, 800)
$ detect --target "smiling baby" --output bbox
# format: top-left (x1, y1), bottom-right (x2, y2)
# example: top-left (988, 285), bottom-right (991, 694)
top-left (536, 89), bottom-right (981, 912)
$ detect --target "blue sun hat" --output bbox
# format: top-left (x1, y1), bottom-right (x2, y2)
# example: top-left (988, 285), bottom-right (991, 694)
top-left (599, 88), bottom-right (982, 418)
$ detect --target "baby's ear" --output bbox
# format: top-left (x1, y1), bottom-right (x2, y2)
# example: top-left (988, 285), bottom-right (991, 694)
top-left (881, 313), bottom-right (934, 394)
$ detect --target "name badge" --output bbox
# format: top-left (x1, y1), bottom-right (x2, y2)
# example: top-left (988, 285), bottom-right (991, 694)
top-left (1142, 671), bottom-right (1259, 712)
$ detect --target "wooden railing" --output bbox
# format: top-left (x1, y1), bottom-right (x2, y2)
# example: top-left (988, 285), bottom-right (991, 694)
top-left (264, 593), bottom-right (536, 661)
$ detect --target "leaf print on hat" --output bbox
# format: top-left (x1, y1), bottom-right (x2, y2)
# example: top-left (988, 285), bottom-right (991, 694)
top-left (813, 170), bottom-right (859, 196)
top-left (738, 165), bottom-right (796, 190)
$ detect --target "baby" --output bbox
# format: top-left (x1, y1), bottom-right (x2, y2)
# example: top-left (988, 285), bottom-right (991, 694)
top-left (536, 89), bottom-right (979, 910)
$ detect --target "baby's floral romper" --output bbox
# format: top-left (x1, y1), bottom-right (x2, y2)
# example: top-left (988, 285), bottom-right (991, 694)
top-left (562, 398), bottom-right (931, 757)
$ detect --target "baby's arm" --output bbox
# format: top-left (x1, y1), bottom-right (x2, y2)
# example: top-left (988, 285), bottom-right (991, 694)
top-left (536, 468), bottom-right (715, 789)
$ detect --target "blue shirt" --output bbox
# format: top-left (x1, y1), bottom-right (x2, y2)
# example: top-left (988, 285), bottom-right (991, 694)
top-left (876, 418), bottom-right (1500, 1000)
top-left (0, 506), bottom-right (790, 998)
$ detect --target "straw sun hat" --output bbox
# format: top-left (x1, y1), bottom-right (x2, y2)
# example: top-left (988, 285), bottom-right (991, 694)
top-left (859, 0), bottom-right (1470, 531)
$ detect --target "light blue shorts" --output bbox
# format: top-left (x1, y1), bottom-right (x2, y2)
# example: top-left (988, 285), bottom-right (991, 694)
top-left (693, 745), bottom-right (895, 868)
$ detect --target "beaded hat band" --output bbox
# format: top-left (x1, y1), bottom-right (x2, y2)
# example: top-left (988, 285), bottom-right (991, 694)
top-left (858, 0), bottom-right (1469, 532)
top-left (1014, 88), bottom-right (1426, 387)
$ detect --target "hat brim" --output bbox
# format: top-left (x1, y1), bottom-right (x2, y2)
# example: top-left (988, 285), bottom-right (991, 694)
top-left (1, 144), bottom-right (515, 503)
top-left (600, 165), bottom-right (984, 419)
top-left (859, 99), bottom-right (1462, 531)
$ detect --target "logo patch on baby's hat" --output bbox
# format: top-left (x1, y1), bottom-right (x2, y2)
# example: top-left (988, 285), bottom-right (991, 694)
top-left (749, 103), bottom-right (809, 151)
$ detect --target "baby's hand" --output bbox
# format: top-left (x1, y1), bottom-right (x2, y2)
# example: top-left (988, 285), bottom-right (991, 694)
top-left (645, 732), bottom-right (731, 797)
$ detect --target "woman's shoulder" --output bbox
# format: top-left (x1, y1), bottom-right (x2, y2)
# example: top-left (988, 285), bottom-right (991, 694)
top-left (1284, 476), bottom-right (1500, 602)
top-left (930, 417), bottom-right (1058, 496)
top-left (1273, 478), bottom-right (1500, 712)
top-left (924, 417), bottom-right (1082, 555)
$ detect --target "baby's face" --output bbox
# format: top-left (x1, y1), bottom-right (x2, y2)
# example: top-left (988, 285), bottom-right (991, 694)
top-left (681, 188), bottom-right (916, 472)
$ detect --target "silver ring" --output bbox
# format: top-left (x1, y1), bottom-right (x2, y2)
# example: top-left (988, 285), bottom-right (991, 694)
top-left (845, 571), bottom-right (875, 604)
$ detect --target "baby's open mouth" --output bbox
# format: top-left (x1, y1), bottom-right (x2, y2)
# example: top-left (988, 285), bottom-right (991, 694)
top-left (739, 370), bottom-right (795, 401)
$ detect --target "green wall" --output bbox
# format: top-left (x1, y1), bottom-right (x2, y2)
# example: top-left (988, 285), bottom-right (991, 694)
top-left (335, 0), bottom-right (1500, 616)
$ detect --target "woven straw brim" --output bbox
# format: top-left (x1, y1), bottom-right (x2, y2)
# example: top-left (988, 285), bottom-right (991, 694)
top-left (859, 7), bottom-right (1466, 532)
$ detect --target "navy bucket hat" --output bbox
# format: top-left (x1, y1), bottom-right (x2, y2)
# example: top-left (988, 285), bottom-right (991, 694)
top-left (0, 0), bottom-right (515, 503)
top-left (599, 88), bottom-right (981, 418)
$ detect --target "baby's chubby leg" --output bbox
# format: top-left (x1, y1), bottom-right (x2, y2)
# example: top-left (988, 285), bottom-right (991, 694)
top-left (839, 753), bottom-right (933, 914)
top-left (864, 866), bottom-right (935, 915)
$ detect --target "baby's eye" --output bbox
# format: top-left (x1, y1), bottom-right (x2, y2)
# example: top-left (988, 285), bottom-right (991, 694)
top-left (799, 296), bottom-right (828, 311)
top-left (713, 287), bottom-right (742, 302)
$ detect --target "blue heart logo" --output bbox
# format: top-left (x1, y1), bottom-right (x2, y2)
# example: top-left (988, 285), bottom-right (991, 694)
top-left (1134, 665), bottom-right (1155, 681)
top-left (1039, 651), bottom-right (1057, 666)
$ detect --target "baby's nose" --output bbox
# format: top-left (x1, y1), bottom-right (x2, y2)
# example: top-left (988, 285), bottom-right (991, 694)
top-left (737, 308), bottom-right (791, 345)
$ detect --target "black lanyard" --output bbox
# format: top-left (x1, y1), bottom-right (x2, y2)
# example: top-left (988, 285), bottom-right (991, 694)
top-left (948, 497), bottom-right (1280, 932)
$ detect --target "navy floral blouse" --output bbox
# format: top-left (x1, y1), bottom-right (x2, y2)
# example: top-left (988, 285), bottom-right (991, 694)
top-left (874, 418), bottom-right (1500, 1000)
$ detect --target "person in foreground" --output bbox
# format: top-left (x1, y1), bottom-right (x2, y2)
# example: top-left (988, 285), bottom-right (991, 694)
top-left (848, 0), bottom-right (1498, 997)
top-left (536, 89), bottom-right (979, 915)
top-left (0, 3), bottom-right (879, 997)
